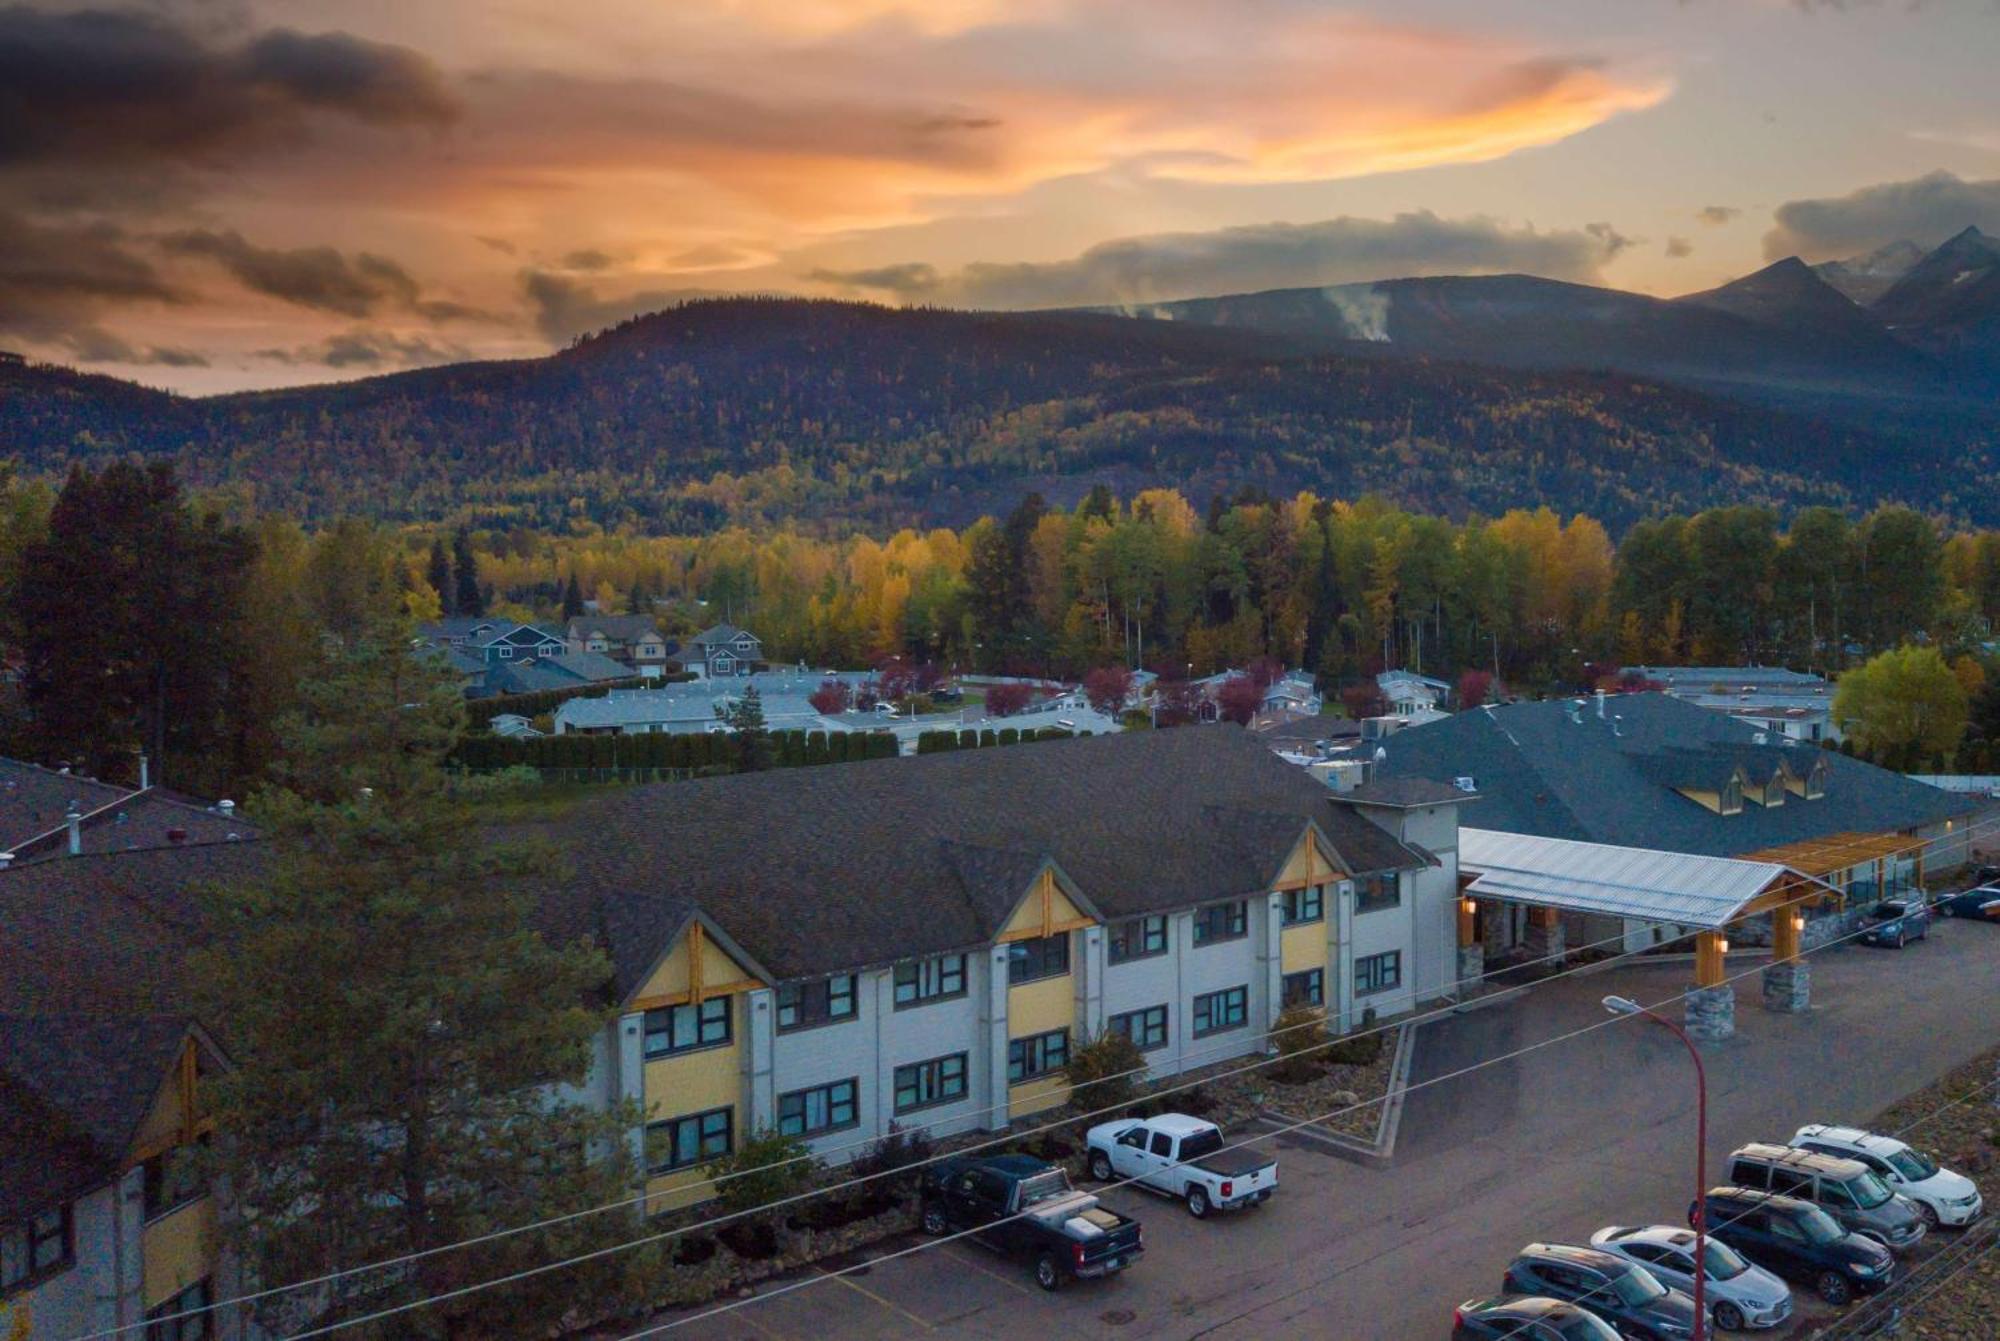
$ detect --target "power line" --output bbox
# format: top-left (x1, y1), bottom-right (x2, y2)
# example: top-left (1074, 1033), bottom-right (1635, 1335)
top-left (76, 807), bottom-right (1999, 1341)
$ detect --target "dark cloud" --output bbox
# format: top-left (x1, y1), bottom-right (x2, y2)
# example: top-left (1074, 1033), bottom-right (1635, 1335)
top-left (1664, 236), bottom-right (1693, 259)
top-left (522, 270), bottom-right (735, 342)
top-left (1696, 205), bottom-right (1740, 226)
top-left (1763, 170), bottom-right (2000, 260)
top-left (63, 326), bottom-right (207, 367)
top-left (0, 208), bottom-right (180, 341)
top-left (562, 248), bottom-right (615, 271)
top-left (475, 235), bottom-right (518, 255)
top-left (160, 229), bottom-right (494, 323)
top-left (256, 328), bottom-right (466, 369)
top-left (0, 6), bottom-right (456, 170)
top-left (809, 211), bottom-right (1637, 309)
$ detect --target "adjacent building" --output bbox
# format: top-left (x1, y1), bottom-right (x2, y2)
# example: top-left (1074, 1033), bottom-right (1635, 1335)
top-left (566, 616), bottom-right (674, 678)
top-left (684, 624), bottom-right (763, 677)
top-left (1628, 665), bottom-right (1840, 743)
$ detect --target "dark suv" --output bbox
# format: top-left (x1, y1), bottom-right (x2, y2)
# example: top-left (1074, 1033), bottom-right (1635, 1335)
top-left (1453, 1296), bottom-right (1621, 1340)
top-left (1726, 1143), bottom-right (1926, 1251)
top-left (1501, 1243), bottom-right (1698, 1339)
top-left (1696, 1187), bottom-right (1895, 1304)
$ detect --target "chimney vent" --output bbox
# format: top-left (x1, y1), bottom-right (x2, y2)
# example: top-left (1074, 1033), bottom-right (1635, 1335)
top-left (65, 805), bottom-right (82, 856)
top-left (138, 752), bottom-right (149, 791)
top-left (1595, 689), bottom-right (1607, 719)
top-left (217, 799), bottom-right (236, 817)
top-left (0, 852), bottom-right (13, 869)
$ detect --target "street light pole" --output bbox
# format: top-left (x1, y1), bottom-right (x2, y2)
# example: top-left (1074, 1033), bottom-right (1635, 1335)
top-left (1604, 994), bottom-right (1708, 1341)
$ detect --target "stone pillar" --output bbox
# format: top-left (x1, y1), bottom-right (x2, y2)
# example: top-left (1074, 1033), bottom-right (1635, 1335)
top-left (1523, 905), bottom-right (1565, 964)
top-left (1685, 984), bottom-right (1736, 1040)
top-left (1457, 942), bottom-right (1485, 991)
top-left (1761, 960), bottom-right (1810, 1013)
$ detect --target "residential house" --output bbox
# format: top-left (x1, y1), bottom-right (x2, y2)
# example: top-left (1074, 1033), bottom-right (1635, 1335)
top-left (477, 648), bottom-right (632, 698)
top-left (684, 624), bottom-right (763, 677)
top-left (489, 714), bottom-right (544, 739)
top-left (1376, 670), bottom-right (1452, 722)
top-left (1628, 665), bottom-right (1840, 743)
top-left (1192, 668), bottom-right (1322, 717)
top-left (417, 616), bottom-right (509, 649)
top-left (566, 616), bottom-right (675, 678)
top-left (550, 671), bottom-right (878, 737)
top-left (471, 623), bottom-right (567, 666)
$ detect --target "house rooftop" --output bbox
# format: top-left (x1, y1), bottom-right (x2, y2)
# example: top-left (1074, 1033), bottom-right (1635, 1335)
top-left (1344, 777), bottom-right (1478, 808)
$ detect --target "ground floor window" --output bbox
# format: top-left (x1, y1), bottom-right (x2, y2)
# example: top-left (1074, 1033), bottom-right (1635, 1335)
top-left (894, 1052), bottom-right (969, 1113)
top-left (145, 1277), bottom-right (213, 1341)
top-left (1355, 951), bottom-right (1402, 996)
top-left (648, 1107), bottom-right (733, 1173)
top-left (1108, 1004), bottom-right (1169, 1051)
top-left (1282, 968), bottom-right (1325, 1008)
top-left (778, 1079), bottom-right (860, 1138)
top-left (1192, 985), bottom-right (1249, 1037)
top-left (1007, 1028), bottom-right (1070, 1083)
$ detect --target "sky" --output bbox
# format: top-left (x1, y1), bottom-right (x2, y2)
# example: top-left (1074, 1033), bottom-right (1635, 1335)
top-left (4, 0), bottom-right (1999, 393)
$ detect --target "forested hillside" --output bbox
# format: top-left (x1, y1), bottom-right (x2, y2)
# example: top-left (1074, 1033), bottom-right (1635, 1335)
top-left (4, 299), bottom-right (1987, 532)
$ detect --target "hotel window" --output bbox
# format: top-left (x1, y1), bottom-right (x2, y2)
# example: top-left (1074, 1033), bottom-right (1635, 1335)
top-left (1355, 951), bottom-right (1402, 996)
top-left (1192, 986), bottom-right (1249, 1037)
top-left (893, 954), bottom-right (968, 1007)
top-left (778, 1079), bottom-right (860, 1138)
top-left (1283, 885), bottom-right (1325, 925)
top-left (1108, 1004), bottom-right (1169, 1051)
top-left (1008, 1028), bottom-right (1071, 1083)
top-left (1282, 968), bottom-right (1325, 1008)
top-left (142, 1139), bottom-right (209, 1221)
top-left (1355, 873), bottom-right (1401, 913)
top-left (894, 1053), bottom-right (969, 1113)
top-left (2, 1204), bottom-right (73, 1293)
top-left (145, 1276), bottom-right (212, 1341)
top-left (642, 996), bottom-right (731, 1058)
top-left (1108, 915), bottom-right (1169, 964)
top-left (776, 975), bottom-right (858, 1032)
top-left (1192, 900), bottom-right (1248, 946)
top-left (1007, 933), bottom-right (1069, 984)
top-left (648, 1107), bottom-right (733, 1173)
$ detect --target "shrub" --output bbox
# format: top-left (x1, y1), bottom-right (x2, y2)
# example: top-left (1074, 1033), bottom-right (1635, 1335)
top-left (1066, 1030), bottom-right (1146, 1113)
top-left (1271, 1005), bottom-right (1328, 1084)
top-left (849, 1122), bottom-right (934, 1188)
top-left (1324, 1028), bottom-right (1385, 1068)
top-left (449, 764), bottom-right (543, 801)
top-left (702, 1127), bottom-right (819, 1217)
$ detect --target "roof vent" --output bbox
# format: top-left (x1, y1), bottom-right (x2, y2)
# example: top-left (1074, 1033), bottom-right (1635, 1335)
top-left (167, 827), bottom-right (188, 845)
top-left (1752, 731), bottom-right (1769, 745)
top-left (1454, 776), bottom-right (1477, 793)
top-left (218, 799), bottom-right (236, 816)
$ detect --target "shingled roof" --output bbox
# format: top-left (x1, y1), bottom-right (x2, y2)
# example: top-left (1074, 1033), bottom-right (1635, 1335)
top-left (1373, 694), bottom-right (1974, 859)
top-left (551, 724), bottom-right (1427, 991)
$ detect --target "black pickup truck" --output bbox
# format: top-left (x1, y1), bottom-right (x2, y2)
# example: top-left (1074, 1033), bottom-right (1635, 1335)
top-left (920, 1154), bottom-right (1144, 1291)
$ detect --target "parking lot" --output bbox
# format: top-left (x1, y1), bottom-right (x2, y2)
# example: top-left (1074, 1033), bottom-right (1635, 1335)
top-left (640, 916), bottom-right (2000, 1341)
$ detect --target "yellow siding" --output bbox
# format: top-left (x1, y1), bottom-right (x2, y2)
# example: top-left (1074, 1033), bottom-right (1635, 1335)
top-left (999, 869), bottom-right (1095, 942)
top-left (1008, 970), bottom-right (1075, 1039)
top-left (1678, 788), bottom-right (1722, 813)
top-left (631, 923), bottom-right (759, 1006)
top-left (1274, 830), bottom-right (1338, 888)
top-left (141, 1196), bottom-right (216, 1309)
top-left (1281, 922), bottom-right (1327, 975)
top-left (642, 1009), bottom-right (743, 1121)
top-left (129, 1070), bottom-right (187, 1163)
top-left (1008, 1075), bottom-right (1070, 1120)
top-left (698, 933), bottom-right (747, 989)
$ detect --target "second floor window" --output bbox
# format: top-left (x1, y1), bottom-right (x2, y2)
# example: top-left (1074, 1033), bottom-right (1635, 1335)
top-left (1108, 915), bottom-right (1168, 963)
top-left (2, 1205), bottom-right (72, 1291)
top-left (1007, 1028), bottom-right (1070, 1083)
top-left (1007, 933), bottom-right (1069, 984)
top-left (143, 1141), bottom-right (209, 1222)
top-left (643, 996), bottom-right (731, 1058)
top-left (893, 954), bottom-right (967, 1007)
top-left (1355, 874), bottom-right (1401, 913)
top-left (1192, 900), bottom-right (1247, 946)
top-left (1283, 885), bottom-right (1325, 925)
top-left (776, 975), bottom-right (858, 1032)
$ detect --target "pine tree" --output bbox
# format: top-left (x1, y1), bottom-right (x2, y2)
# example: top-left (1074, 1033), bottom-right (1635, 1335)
top-left (721, 684), bottom-right (773, 771)
top-left (451, 527), bottom-right (484, 617)
top-left (562, 572), bottom-right (585, 619)
top-left (196, 623), bottom-right (647, 1337)
top-left (426, 539), bottom-right (454, 616)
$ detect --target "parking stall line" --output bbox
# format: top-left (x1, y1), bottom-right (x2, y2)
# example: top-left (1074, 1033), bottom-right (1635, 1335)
top-left (811, 1264), bottom-right (937, 1332)
top-left (937, 1243), bottom-right (1047, 1300)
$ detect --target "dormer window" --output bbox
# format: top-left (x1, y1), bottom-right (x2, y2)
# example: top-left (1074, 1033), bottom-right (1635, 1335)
top-left (1806, 761), bottom-right (1828, 799)
top-left (1719, 777), bottom-right (1743, 815)
top-left (1763, 777), bottom-right (1785, 807)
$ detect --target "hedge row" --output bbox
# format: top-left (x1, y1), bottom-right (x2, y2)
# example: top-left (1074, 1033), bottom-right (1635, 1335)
top-left (464, 675), bottom-right (673, 729)
top-left (452, 728), bottom-right (899, 772)
top-left (913, 727), bottom-right (1077, 754)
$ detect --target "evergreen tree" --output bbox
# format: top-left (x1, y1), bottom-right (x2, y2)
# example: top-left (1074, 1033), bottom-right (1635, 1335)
top-left (561, 572), bottom-right (585, 619)
top-left (451, 527), bottom-right (485, 617)
top-left (426, 539), bottom-right (454, 616)
top-left (196, 623), bottom-right (646, 1338)
top-left (720, 683), bottom-right (774, 771)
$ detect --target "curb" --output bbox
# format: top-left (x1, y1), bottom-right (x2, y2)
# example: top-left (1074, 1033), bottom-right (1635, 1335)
top-left (1254, 1018), bottom-right (1416, 1170)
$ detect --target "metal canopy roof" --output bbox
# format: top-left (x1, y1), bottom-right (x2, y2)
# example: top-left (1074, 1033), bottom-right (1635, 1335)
top-left (1460, 827), bottom-right (1832, 929)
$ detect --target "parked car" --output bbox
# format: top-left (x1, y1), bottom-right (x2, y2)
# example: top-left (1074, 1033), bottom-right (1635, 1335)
top-left (920, 1154), bottom-right (1142, 1291)
top-left (1589, 1225), bottom-right (1793, 1332)
top-left (1857, 898), bottom-right (1929, 948)
top-left (1501, 1243), bottom-right (1700, 1340)
top-left (1933, 885), bottom-right (2000, 921)
top-left (1695, 1187), bottom-right (1895, 1304)
top-left (1725, 1143), bottom-right (1927, 1251)
top-left (1792, 1123), bottom-right (1984, 1228)
top-left (1452, 1296), bottom-right (1622, 1340)
top-left (1084, 1114), bottom-right (1276, 1217)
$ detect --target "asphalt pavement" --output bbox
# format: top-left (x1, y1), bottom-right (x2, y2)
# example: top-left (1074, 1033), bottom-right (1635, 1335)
top-left (636, 917), bottom-right (2000, 1341)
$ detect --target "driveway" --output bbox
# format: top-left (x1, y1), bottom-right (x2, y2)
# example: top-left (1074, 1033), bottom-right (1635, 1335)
top-left (637, 918), bottom-right (2000, 1341)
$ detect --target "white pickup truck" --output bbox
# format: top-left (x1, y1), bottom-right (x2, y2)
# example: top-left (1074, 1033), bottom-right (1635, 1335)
top-left (1084, 1114), bottom-right (1277, 1218)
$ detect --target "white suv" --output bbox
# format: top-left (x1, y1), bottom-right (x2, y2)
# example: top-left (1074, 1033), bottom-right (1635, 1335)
top-left (1792, 1124), bottom-right (1983, 1228)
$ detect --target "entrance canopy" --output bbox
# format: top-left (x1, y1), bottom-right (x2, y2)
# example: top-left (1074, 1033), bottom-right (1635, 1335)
top-left (1460, 828), bottom-right (1837, 930)
top-left (1736, 831), bottom-right (1912, 879)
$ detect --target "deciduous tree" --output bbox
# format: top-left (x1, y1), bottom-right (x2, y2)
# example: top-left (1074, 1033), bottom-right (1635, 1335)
top-left (1832, 646), bottom-right (1968, 772)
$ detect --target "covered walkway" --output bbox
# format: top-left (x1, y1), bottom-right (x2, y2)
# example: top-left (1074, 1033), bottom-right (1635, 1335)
top-left (1457, 828), bottom-right (1840, 1039)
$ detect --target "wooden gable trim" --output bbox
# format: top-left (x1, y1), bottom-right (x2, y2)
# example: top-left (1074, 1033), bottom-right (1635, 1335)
top-left (995, 862), bottom-right (1100, 943)
top-left (1270, 824), bottom-right (1346, 891)
top-left (620, 911), bottom-right (772, 1013)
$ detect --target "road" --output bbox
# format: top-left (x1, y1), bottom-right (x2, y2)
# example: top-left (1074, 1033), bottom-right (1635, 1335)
top-left (637, 918), bottom-right (2000, 1341)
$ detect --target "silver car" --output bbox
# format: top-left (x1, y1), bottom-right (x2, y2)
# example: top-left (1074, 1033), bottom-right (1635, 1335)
top-left (1590, 1224), bottom-right (1793, 1332)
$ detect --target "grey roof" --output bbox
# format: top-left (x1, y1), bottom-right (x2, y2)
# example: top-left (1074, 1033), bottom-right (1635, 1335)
top-left (1631, 666), bottom-right (1830, 689)
top-left (0, 757), bottom-right (130, 855)
top-left (568, 615), bottom-right (662, 643)
top-left (1373, 694), bottom-right (1974, 859)
top-left (546, 724), bottom-right (1428, 992)
top-left (0, 757), bottom-right (252, 862)
top-left (689, 623), bottom-right (759, 649)
top-left (1344, 777), bottom-right (1479, 808)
